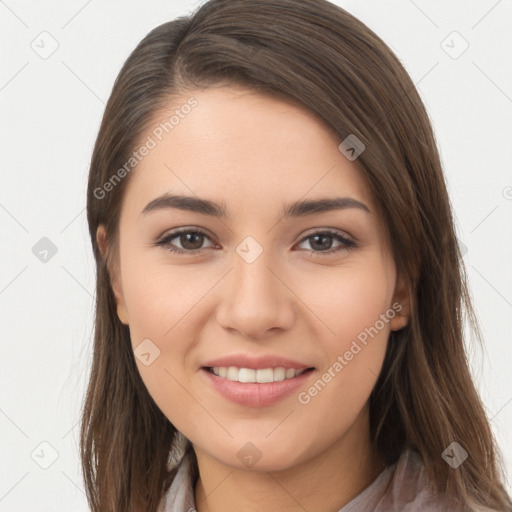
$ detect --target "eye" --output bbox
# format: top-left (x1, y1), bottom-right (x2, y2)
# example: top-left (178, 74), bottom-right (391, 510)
top-left (155, 228), bottom-right (216, 255)
top-left (296, 229), bottom-right (356, 255)
top-left (155, 228), bottom-right (356, 256)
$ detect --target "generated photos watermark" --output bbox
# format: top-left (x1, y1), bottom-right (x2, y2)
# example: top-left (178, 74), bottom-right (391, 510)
top-left (93, 96), bottom-right (198, 200)
top-left (297, 301), bottom-right (403, 405)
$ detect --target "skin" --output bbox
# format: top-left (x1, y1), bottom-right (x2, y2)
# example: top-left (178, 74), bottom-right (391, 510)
top-left (96, 86), bottom-right (410, 512)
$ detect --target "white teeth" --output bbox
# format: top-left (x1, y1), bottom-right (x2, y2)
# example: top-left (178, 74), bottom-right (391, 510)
top-left (227, 366), bottom-right (238, 380)
top-left (285, 368), bottom-right (296, 379)
top-left (256, 368), bottom-right (274, 383)
top-left (273, 367), bottom-right (286, 381)
top-left (210, 366), bottom-right (308, 383)
top-left (238, 368), bottom-right (256, 383)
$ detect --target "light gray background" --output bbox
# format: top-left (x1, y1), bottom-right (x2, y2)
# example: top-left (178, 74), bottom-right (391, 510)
top-left (1, 0), bottom-right (511, 510)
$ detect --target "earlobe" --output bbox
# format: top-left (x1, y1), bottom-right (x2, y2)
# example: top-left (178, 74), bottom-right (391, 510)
top-left (115, 300), bottom-right (130, 326)
top-left (390, 310), bottom-right (408, 331)
top-left (390, 271), bottom-right (411, 331)
top-left (96, 224), bottom-right (130, 326)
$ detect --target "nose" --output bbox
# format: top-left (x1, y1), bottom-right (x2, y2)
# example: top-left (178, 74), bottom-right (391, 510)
top-left (215, 247), bottom-right (296, 340)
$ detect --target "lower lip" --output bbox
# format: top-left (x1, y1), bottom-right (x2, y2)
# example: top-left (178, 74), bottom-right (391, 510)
top-left (200, 367), bottom-right (315, 407)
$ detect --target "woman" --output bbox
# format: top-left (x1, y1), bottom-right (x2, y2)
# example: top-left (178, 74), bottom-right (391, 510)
top-left (81, 0), bottom-right (512, 510)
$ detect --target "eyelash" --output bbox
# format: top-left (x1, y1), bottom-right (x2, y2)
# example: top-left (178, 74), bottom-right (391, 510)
top-left (155, 227), bottom-right (357, 257)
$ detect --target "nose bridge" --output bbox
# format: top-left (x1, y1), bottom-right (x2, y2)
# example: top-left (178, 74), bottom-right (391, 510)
top-left (234, 238), bottom-right (275, 299)
top-left (216, 235), bottom-right (295, 338)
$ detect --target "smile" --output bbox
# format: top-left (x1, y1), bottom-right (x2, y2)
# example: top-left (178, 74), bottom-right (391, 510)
top-left (201, 366), bottom-right (316, 407)
top-left (207, 366), bottom-right (312, 383)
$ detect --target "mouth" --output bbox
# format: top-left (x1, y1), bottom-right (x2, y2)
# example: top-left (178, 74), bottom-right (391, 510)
top-left (202, 366), bottom-right (316, 383)
top-left (200, 365), bottom-right (316, 407)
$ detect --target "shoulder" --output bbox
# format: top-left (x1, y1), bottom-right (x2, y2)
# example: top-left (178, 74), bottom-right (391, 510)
top-left (337, 449), bottom-right (467, 512)
top-left (375, 449), bottom-right (468, 511)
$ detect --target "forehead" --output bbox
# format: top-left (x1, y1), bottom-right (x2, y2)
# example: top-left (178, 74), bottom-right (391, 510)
top-left (121, 86), bottom-right (376, 221)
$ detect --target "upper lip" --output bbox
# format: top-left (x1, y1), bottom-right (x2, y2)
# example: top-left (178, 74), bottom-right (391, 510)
top-left (202, 354), bottom-right (314, 370)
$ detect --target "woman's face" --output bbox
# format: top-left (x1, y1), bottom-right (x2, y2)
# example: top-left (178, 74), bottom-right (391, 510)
top-left (97, 85), bottom-right (408, 471)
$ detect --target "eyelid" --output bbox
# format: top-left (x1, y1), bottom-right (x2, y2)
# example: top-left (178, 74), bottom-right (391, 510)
top-left (157, 225), bottom-right (214, 241)
top-left (298, 226), bottom-right (354, 243)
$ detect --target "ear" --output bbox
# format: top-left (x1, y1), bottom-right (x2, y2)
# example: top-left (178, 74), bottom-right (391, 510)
top-left (96, 224), bottom-right (129, 325)
top-left (390, 270), bottom-right (410, 331)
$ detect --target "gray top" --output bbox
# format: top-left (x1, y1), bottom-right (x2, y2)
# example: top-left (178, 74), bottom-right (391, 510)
top-left (159, 448), bottom-right (467, 511)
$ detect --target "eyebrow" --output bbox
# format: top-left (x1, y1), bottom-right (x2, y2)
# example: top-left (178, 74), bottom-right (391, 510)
top-left (140, 194), bottom-right (370, 219)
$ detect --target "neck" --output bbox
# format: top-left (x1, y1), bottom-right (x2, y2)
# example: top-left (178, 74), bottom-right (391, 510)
top-left (193, 407), bottom-right (385, 512)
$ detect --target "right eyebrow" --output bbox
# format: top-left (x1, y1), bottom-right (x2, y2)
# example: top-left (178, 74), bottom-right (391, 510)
top-left (140, 194), bottom-right (227, 219)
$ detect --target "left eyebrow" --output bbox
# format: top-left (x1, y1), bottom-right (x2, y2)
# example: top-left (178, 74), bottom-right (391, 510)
top-left (282, 197), bottom-right (371, 217)
top-left (139, 194), bottom-right (371, 220)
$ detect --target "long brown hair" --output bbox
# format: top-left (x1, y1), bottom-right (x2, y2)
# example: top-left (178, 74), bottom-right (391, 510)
top-left (81, 0), bottom-right (512, 510)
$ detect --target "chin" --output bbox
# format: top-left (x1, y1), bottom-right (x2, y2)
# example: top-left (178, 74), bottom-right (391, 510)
top-left (203, 437), bottom-right (312, 473)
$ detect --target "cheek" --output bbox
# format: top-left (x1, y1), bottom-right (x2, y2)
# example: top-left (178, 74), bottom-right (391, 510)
top-left (293, 257), bottom-right (394, 407)
top-left (121, 248), bottom-right (209, 341)
top-left (119, 249), bottom-right (220, 422)
top-left (297, 255), bottom-right (395, 345)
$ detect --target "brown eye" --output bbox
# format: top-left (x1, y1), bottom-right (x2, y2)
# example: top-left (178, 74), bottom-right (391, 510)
top-left (296, 230), bottom-right (356, 255)
top-left (155, 228), bottom-right (356, 257)
top-left (156, 229), bottom-right (215, 255)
